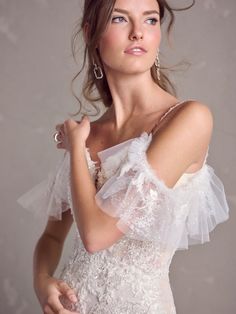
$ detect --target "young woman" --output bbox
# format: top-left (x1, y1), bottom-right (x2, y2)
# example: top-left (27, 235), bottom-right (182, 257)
top-left (18, 0), bottom-right (230, 313)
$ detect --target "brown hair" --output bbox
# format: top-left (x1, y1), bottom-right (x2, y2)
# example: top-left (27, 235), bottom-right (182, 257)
top-left (70, 0), bottom-right (195, 117)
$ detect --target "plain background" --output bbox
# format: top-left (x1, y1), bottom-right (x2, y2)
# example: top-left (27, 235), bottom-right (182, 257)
top-left (0, 0), bottom-right (235, 313)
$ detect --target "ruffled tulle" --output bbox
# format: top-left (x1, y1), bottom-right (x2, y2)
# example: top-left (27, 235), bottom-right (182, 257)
top-left (17, 148), bottom-right (98, 221)
top-left (17, 152), bottom-right (73, 221)
top-left (95, 133), bottom-right (230, 251)
top-left (177, 164), bottom-right (230, 249)
top-left (17, 131), bottom-right (229, 251)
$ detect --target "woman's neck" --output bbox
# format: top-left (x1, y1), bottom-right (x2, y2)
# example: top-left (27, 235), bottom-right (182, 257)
top-left (104, 70), bottom-right (166, 130)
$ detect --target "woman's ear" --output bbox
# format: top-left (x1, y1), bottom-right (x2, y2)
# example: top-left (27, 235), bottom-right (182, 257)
top-left (83, 22), bottom-right (90, 44)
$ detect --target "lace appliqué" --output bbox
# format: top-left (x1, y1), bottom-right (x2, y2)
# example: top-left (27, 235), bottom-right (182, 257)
top-left (18, 130), bottom-right (229, 313)
top-left (59, 233), bottom-right (176, 314)
top-left (95, 146), bottom-right (130, 190)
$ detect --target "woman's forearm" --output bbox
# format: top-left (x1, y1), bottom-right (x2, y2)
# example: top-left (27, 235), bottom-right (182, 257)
top-left (33, 234), bottom-right (63, 293)
top-left (69, 143), bottom-right (108, 248)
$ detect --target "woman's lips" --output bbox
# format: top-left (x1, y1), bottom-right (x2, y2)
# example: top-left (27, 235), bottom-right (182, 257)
top-left (124, 46), bottom-right (147, 56)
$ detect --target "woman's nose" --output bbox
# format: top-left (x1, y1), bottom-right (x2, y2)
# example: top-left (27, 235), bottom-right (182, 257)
top-left (129, 24), bottom-right (143, 41)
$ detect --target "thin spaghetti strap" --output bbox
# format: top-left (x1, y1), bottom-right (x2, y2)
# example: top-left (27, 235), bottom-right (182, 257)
top-left (159, 99), bottom-right (196, 122)
top-left (203, 146), bottom-right (209, 164)
top-left (150, 99), bottom-right (196, 135)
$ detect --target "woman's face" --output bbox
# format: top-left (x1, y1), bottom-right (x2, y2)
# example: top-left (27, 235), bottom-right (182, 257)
top-left (98, 0), bottom-right (161, 77)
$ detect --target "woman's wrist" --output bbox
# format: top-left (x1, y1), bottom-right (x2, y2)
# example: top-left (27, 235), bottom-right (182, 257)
top-left (34, 273), bottom-right (50, 289)
top-left (33, 274), bottom-right (48, 302)
top-left (69, 138), bottom-right (87, 154)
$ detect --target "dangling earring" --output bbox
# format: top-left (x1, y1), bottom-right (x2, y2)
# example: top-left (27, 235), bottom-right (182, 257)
top-left (93, 58), bottom-right (103, 80)
top-left (154, 50), bottom-right (161, 81)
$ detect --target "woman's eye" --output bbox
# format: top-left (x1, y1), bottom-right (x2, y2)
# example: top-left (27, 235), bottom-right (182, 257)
top-left (111, 16), bottom-right (126, 23)
top-left (146, 18), bottom-right (158, 25)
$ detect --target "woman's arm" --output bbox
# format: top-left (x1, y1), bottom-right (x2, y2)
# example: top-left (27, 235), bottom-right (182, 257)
top-left (33, 210), bottom-right (79, 312)
top-left (61, 117), bottom-right (124, 253)
top-left (63, 102), bottom-right (213, 253)
top-left (70, 142), bottom-right (124, 253)
top-left (34, 209), bottom-right (73, 282)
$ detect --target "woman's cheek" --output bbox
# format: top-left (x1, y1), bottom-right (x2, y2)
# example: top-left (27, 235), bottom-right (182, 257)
top-left (101, 32), bottom-right (121, 48)
top-left (99, 35), bottom-right (125, 61)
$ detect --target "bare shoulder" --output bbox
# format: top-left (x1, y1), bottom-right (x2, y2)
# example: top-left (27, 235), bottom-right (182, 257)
top-left (146, 100), bottom-right (213, 188)
top-left (179, 100), bottom-right (213, 149)
top-left (157, 100), bottom-right (213, 145)
top-left (177, 100), bottom-right (213, 130)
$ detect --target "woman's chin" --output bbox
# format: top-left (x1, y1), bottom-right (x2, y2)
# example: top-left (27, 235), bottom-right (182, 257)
top-left (105, 65), bottom-right (151, 77)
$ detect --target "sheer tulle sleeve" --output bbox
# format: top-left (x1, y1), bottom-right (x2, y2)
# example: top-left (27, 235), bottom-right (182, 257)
top-left (177, 164), bottom-right (230, 250)
top-left (17, 152), bottom-right (73, 221)
top-left (95, 134), bottom-right (230, 251)
top-left (95, 136), bottom-right (190, 251)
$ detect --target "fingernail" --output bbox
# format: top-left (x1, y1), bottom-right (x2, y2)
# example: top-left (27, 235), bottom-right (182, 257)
top-left (70, 295), bottom-right (77, 302)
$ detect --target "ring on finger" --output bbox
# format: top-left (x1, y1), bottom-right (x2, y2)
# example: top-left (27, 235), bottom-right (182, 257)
top-left (53, 131), bottom-right (62, 144)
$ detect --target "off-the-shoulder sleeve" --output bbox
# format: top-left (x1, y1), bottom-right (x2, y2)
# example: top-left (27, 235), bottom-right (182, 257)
top-left (177, 164), bottom-right (230, 250)
top-left (17, 152), bottom-right (73, 221)
top-left (95, 135), bottom-right (190, 251)
top-left (95, 134), bottom-right (230, 251)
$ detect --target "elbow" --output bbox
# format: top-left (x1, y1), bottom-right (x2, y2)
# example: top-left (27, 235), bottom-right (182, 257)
top-left (83, 237), bottom-right (102, 254)
top-left (83, 234), bottom-right (122, 254)
top-left (80, 231), bottom-right (102, 254)
top-left (75, 210), bottom-right (124, 253)
top-left (82, 232), bottom-right (113, 254)
top-left (84, 242), bottom-right (99, 254)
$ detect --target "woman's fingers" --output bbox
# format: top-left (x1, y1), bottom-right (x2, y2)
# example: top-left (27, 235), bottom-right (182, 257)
top-left (46, 293), bottom-right (65, 313)
top-left (54, 123), bottom-right (66, 149)
top-left (44, 292), bottom-right (80, 314)
top-left (56, 142), bottom-right (66, 149)
top-left (43, 304), bottom-right (55, 314)
top-left (56, 118), bottom-right (84, 134)
top-left (57, 281), bottom-right (78, 303)
top-left (56, 124), bottom-right (64, 133)
top-left (55, 124), bottom-right (65, 142)
top-left (55, 118), bottom-right (89, 150)
top-left (44, 303), bottom-right (79, 314)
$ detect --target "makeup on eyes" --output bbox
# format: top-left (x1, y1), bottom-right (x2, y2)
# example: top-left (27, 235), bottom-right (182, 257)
top-left (111, 16), bottom-right (159, 25)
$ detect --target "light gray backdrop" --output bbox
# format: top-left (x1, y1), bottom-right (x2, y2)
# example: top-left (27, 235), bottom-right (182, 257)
top-left (0, 0), bottom-right (235, 313)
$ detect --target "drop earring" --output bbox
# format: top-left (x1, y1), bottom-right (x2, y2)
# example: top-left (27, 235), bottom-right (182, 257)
top-left (154, 50), bottom-right (161, 81)
top-left (93, 58), bottom-right (103, 80)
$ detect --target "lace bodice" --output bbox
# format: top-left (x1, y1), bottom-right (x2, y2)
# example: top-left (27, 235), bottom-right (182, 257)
top-left (17, 120), bottom-right (230, 314)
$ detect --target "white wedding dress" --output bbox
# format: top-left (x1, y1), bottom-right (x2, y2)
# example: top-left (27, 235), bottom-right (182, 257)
top-left (17, 102), bottom-right (230, 314)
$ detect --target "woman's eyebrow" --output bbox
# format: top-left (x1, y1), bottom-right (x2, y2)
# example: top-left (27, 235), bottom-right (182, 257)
top-left (113, 8), bottom-right (160, 16)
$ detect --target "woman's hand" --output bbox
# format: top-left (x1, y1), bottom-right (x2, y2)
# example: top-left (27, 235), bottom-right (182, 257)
top-left (37, 275), bottom-right (80, 314)
top-left (55, 116), bottom-right (90, 151)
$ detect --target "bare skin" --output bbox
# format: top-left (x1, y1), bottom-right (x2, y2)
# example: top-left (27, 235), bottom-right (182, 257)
top-left (33, 211), bottom-right (79, 314)
top-left (85, 97), bottom-right (210, 174)
top-left (33, 0), bottom-right (213, 312)
top-left (36, 100), bottom-right (212, 314)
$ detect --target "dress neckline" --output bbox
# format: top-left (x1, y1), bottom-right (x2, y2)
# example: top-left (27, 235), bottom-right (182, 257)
top-left (97, 131), bottom-right (149, 155)
top-left (87, 100), bottom-right (190, 155)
